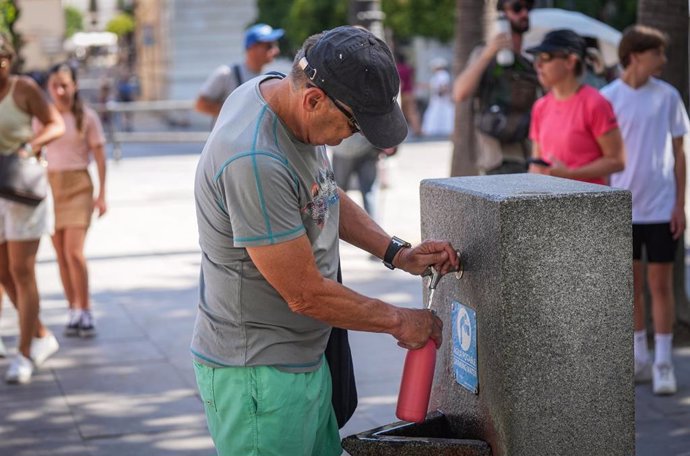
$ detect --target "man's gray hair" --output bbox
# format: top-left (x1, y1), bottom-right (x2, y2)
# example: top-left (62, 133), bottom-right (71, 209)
top-left (290, 32), bottom-right (324, 88)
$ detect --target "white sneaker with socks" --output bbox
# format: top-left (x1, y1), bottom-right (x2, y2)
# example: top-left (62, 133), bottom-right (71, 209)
top-left (634, 357), bottom-right (652, 384)
top-left (31, 332), bottom-right (59, 367)
top-left (652, 363), bottom-right (677, 395)
top-left (65, 309), bottom-right (81, 337)
top-left (79, 310), bottom-right (96, 338)
top-left (5, 354), bottom-right (33, 384)
top-left (651, 333), bottom-right (675, 395)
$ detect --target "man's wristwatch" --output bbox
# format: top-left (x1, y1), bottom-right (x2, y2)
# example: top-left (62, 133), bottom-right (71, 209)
top-left (383, 236), bottom-right (411, 270)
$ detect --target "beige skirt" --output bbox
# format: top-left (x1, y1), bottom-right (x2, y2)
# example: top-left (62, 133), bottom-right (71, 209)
top-left (48, 170), bottom-right (93, 230)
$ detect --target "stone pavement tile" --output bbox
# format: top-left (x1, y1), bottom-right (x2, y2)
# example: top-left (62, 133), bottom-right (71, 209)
top-left (0, 393), bottom-right (74, 435)
top-left (636, 414), bottom-right (690, 456)
top-left (349, 332), bottom-right (405, 384)
top-left (0, 365), bottom-right (61, 402)
top-left (0, 374), bottom-right (62, 406)
top-left (0, 430), bottom-right (91, 456)
top-left (54, 361), bottom-right (204, 439)
top-left (55, 361), bottom-right (192, 401)
top-left (44, 339), bottom-right (167, 370)
top-left (84, 425), bottom-right (214, 456)
top-left (0, 298), bottom-right (147, 343)
top-left (119, 306), bottom-right (197, 361)
top-left (72, 392), bottom-right (206, 439)
top-left (171, 362), bottom-right (198, 391)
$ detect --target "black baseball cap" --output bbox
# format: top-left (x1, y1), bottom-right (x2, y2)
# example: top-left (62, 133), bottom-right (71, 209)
top-left (299, 26), bottom-right (407, 149)
top-left (526, 29), bottom-right (586, 58)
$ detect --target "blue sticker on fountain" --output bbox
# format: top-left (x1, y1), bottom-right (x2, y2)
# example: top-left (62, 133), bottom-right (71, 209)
top-left (452, 301), bottom-right (478, 394)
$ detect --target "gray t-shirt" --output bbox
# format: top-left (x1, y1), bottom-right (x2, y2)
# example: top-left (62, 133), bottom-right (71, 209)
top-left (198, 63), bottom-right (259, 103)
top-left (192, 75), bottom-right (340, 373)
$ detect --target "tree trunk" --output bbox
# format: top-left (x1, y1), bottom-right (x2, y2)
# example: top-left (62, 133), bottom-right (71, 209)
top-left (638, 0), bottom-right (689, 105)
top-left (637, 0), bottom-right (690, 334)
top-left (449, 0), bottom-right (488, 176)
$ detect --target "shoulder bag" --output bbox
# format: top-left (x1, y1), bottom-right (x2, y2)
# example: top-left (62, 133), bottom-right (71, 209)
top-left (0, 152), bottom-right (48, 206)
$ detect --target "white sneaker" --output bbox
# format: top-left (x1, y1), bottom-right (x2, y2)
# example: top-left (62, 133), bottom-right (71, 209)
top-left (634, 359), bottom-right (652, 384)
top-left (652, 363), bottom-right (677, 395)
top-left (64, 309), bottom-right (81, 337)
top-left (5, 354), bottom-right (33, 384)
top-left (78, 310), bottom-right (96, 338)
top-left (30, 332), bottom-right (59, 367)
top-left (0, 337), bottom-right (7, 358)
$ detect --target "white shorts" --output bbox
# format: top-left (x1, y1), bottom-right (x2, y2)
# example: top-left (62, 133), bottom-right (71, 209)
top-left (0, 196), bottom-right (53, 243)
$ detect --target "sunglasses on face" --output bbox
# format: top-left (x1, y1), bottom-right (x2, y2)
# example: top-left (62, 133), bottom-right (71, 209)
top-left (307, 83), bottom-right (361, 133)
top-left (536, 51), bottom-right (570, 63)
top-left (507, 1), bottom-right (531, 14)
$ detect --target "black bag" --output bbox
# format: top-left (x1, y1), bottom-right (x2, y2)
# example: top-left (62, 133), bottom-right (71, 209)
top-left (474, 55), bottom-right (541, 143)
top-left (0, 153), bottom-right (48, 206)
top-left (325, 264), bottom-right (358, 429)
top-left (475, 104), bottom-right (532, 143)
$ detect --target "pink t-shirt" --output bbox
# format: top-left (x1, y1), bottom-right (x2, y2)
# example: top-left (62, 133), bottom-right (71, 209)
top-left (529, 85), bottom-right (618, 185)
top-left (34, 106), bottom-right (105, 171)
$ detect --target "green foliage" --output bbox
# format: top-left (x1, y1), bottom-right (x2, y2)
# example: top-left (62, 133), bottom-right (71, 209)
top-left (285, 0), bottom-right (348, 49)
top-left (382, 0), bottom-right (455, 42)
top-left (256, 0), bottom-right (292, 34)
top-left (256, 0), bottom-right (294, 52)
top-left (64, 6), bottom-right (83, 38)
top-left (257, 0), bottom-right (455, 51)
top-left (0, 0), bottom-right (18, 33)
top-left (0, 0), bottom-right (23, 69)
top-left (106, 12), bottom-right (135, 37)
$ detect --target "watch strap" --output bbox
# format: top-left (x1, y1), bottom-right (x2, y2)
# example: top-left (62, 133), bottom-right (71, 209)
top-left (383, 236), bottom-right (411, 270)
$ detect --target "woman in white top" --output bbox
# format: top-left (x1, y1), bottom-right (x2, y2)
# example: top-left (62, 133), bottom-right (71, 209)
top-left (0, 32), bottom-right (64, 384)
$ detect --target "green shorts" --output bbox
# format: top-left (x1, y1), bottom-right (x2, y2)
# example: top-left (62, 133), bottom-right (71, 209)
top-left (193, 359), bottom-right (342, 456)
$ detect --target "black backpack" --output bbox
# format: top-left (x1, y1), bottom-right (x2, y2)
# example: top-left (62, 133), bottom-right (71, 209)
top-left (474, 53), bottom-right (542, 143)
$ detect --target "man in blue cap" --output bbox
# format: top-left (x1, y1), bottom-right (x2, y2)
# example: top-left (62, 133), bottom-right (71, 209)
top-left (195, 23), bottom-right (284, 119)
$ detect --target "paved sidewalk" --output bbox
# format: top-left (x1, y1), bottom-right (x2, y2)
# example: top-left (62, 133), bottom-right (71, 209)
top-left (0, 141), bottom-right (688, 455)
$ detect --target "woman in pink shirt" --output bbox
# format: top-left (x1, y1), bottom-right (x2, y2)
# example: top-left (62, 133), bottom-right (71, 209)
top-left (41, 63), bottom-right (107, 337)
top-left (526, 29), bottom-right (624, 184)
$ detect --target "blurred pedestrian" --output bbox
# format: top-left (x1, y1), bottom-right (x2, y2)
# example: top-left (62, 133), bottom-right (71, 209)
top-left (0, 286), bottom-right (5, 356)
top-left (582, 46), bottom-right (608, 89)
top-left (0, 31), bottom-right (65, 384)
top-left (330, 133), bottom-right (396, 221)
top-left (97, 79), bottom-right (113, 136)
top-left (601, 25), bottom-right (689, 395)
top-left (526, 29), bottom-right (624, 184)
top-left (192, 26), bottom-right (458, 456)
top-left (195, 23), bottom-right (284, 122)
top-left (421, 57), bottom-right (454, 137)
top-left (115, 65), bottom-right (137, 132)
top-left (395, 52), bottom-right (422, 137)
top-left (39, 63), bottom-right (107, 338)
top-left (453, 0), bottom-right (542, 174)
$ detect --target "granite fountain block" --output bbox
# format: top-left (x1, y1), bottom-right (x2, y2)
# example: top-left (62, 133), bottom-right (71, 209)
top-left (420, 174), bottom-right (634, 456)
top-left (343, 174), bottom-right (634, 455)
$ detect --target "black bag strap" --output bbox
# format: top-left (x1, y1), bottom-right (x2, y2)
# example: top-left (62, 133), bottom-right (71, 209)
top-left (325, 263), bottom-right (358, 429)
top-left (232, 64), bottom-right (243, 86)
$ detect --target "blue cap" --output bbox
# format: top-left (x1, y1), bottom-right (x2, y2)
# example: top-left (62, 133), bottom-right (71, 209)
top-left (244, 24), bottom-right (284, 49)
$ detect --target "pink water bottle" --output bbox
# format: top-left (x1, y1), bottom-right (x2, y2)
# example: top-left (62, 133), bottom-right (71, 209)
top-left (396, 259), bottom-right (461, 423)
top-left (396, 339), bottom-right (437, 423)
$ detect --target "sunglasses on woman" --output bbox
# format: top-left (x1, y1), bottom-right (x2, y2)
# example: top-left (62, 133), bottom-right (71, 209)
top-left (535, 51), bottom-right (570, 63)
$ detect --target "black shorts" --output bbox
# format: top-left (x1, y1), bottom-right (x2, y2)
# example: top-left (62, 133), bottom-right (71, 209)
top-left (632, 223), bottom-right (677, 263)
